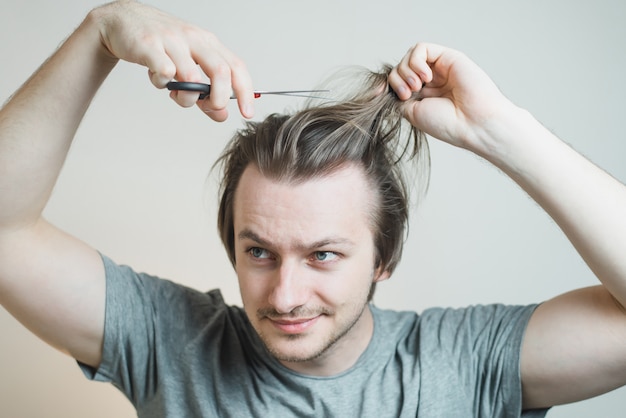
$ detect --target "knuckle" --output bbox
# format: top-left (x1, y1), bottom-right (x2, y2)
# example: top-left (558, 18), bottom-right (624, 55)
top-left (190, 29), bottom-right (220, 49)
top-left (201, 31), bottom-right (220, 46)
top-left (177, 67), bottom-right (198, 81)
top-left (138, 31), bottom-right (161, 50)
top-left (158, 62), bottom-right (177, 80)
top-left (213, 61), bottom-right (231, 79)
top-left (181, 25), bottom-right (203, 43)
top-left (230, 57), bottom-right (247, 73)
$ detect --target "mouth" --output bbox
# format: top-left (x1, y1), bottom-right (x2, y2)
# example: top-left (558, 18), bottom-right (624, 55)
top-left (268, 315), bottom-right (321, 334)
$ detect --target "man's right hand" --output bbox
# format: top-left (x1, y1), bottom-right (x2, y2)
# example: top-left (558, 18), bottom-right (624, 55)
top-left (93, 0), bottom-right (255, 121)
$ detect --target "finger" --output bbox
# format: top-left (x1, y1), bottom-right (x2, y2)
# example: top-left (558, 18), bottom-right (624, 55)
top-left (192, 35), bottom-right (234, 112)
top-left (404, 43), bottom-right (436, 84)
top-left (388, 68), bottom-right (413, 101)
top-left (389, 43), bottom-right (435, 100)
top-left (198, 105), bottom-right (229, 122)
top-left (402, 96), bottom-right (458, 144)
top-left (143, 50), bottom-right (177, 88)
top-left (417, 85), bottom-right (446, 100)
top-left (395, 48), bottom-right (426, 92)
top-left (228, 57), bottom-right (255, 119)
top-left (200, 58), bottom-right (232, 111)
top-left (400, 100), bottom-right (419, 127)
top-left (193, 35), bottom-right (254, 118)
top-left (142, 41), bottom-right (202, 107)
top-left (169, 89), bottom-right (201, 108)
top-left (163, 43), bottom-right (206, 108)
top-left (401, 98), bottom-right (439, 138)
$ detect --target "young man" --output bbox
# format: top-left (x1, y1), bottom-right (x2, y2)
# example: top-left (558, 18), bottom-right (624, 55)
top-left (1, 1), bottom-right (625, 416)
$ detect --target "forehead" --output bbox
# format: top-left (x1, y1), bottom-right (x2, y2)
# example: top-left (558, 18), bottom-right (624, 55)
top-left (233, 164), bottom-right (376, 247)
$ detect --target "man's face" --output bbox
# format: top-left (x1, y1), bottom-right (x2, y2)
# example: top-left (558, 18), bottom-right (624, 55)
top-left (233, 163), bottom-right (388, 374)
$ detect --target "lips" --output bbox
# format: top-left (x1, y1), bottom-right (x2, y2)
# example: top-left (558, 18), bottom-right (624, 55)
top-left (269, 315), bottom-right (321, 334)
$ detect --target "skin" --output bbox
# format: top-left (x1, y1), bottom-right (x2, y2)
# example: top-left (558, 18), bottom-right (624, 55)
top-left (2, 1), bottom-right (626, 412)
top-left (233, 164), bottom-right (389, 376)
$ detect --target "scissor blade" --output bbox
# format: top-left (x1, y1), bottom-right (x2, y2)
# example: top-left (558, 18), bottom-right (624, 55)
top-left (258, 93), bottom-right (330, 99)
top-left (254, 90), bottom-right (330, 95)
top-left (167, 82), bottom-right (329, 100)
top-left (253, 90), bottom-right (330, 99)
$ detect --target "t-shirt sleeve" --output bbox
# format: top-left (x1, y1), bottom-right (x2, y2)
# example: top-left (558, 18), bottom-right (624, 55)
top-left (78, 254), bottom-right (220, 406)
top-left (419, 304), bottom-right (549, 418)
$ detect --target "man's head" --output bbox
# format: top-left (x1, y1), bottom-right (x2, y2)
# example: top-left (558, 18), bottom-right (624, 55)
top-left (216, 66), bottom-right (428, 287)
top-left (214, 67), bottom-right (428, 370)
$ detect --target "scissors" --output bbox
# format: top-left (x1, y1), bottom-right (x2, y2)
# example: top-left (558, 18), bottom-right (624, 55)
top-left (167, 81), bottom-right (330, 100)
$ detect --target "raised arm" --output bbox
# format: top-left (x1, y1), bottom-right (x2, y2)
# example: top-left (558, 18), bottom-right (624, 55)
top-left (389, 43), bottom-right (626, 409)
top-left (0, 0), bottom-right (254, 368)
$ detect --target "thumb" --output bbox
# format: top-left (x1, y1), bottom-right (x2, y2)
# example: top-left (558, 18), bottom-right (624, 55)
top-left (401, 100), bottom-right (421, 129)
top-left (401, 97), bottom-right (459, 144)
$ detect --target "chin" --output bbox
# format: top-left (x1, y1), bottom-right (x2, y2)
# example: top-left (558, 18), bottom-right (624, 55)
top-left (260, 333), bottom-right (313, 360)
top-left (268, 342), bottom-right (328, 364)
top-left (258, 327), bottom-right (342, 364)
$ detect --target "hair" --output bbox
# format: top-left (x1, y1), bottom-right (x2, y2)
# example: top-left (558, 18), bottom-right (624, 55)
top-left (215, 65), bottom-right (429, 300)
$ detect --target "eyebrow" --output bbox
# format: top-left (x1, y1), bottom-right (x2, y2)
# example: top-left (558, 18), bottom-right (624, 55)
top-left (237, 228), bottom-right (355, 251)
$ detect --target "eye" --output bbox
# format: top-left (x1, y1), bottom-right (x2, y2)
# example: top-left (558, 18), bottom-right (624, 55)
top-left (248, 247), bottom-right (272, 259)
top-left (312, 251), bottom-right (339, 262)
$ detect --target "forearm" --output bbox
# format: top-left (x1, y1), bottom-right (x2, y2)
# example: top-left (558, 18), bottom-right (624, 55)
top-left (483, 107), bottom-right (626, 306)
top-left (0, 10), bottom-right (117, 230)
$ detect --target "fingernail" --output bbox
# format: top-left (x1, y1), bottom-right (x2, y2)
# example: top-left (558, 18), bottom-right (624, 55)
top-left (407, 76), bottom-right (419, 90)
top-left (244, 104), bottom-right (254, 118)
top-left (396, 85), bottom-right (408, 98)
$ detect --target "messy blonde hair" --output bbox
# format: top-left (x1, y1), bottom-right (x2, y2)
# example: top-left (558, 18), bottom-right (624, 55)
top-left (215, 65), bottom-right (429, 298)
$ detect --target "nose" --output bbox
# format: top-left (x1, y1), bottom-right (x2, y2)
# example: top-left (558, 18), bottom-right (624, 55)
top-left (267, 260), bottom-right (309, 314)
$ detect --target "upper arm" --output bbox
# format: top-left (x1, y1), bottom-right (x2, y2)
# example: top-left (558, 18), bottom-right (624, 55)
top-left (0, 219), bottom-right (105, 368)
top-left (521, 285), bottom-right (626, 409)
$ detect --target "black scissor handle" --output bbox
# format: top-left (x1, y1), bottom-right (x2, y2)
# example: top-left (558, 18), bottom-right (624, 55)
top-left (166, 81), bottom-right (211, 99)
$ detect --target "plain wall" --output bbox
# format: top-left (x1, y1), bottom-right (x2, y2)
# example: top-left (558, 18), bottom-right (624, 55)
top-left (1, 0), bottom-right (625, 416)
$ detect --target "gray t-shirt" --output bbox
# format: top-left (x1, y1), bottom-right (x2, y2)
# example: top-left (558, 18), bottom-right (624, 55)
top-left (81, 255), bottom-right (549, 417)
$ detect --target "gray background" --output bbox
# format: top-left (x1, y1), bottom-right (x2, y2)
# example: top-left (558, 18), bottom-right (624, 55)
top-left (1, 0), bottom-right (625, 416)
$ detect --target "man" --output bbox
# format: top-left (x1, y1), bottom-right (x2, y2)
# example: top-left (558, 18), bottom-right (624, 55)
top-left (1, 1), bottom-right (626, 417)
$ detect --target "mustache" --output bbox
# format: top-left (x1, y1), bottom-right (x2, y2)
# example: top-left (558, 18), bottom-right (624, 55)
top-left (257, 306), bottom-right (334, 320)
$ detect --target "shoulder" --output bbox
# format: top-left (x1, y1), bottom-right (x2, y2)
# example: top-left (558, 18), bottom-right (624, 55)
top-left (420, 304), bottom-right (538, 350)
top-left (372, 303), bottom-right (537, 333)
top-left (371, 303), bottom-right (538, 356)
top-left (100, 254), bottom-right (242, 327)
top-left (421, 303), bottom-right (538, 327)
